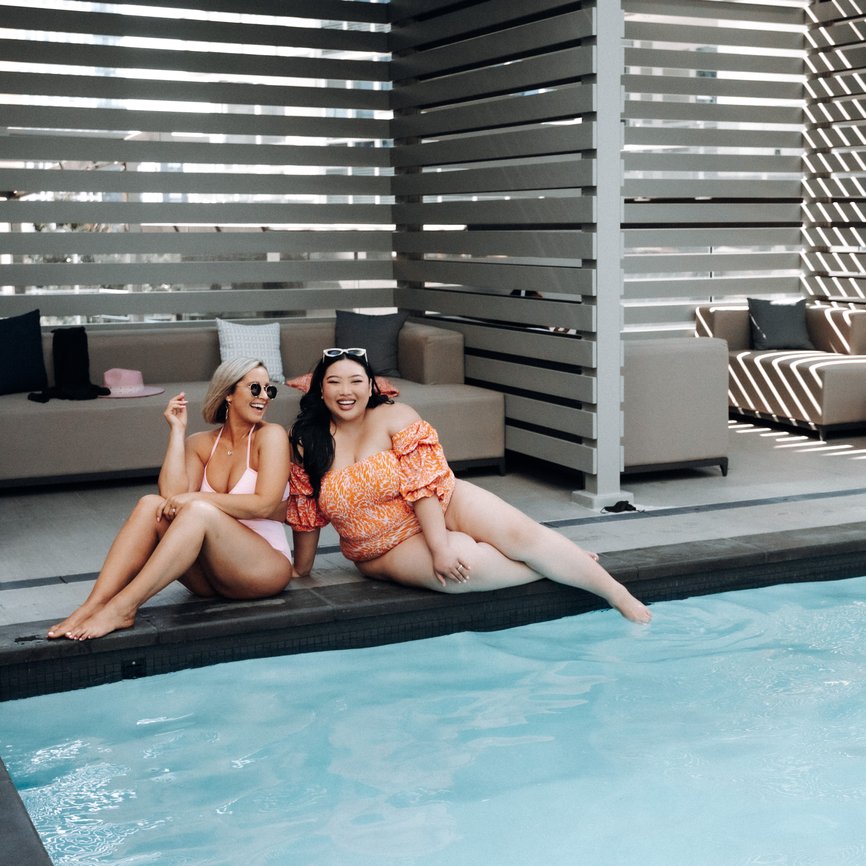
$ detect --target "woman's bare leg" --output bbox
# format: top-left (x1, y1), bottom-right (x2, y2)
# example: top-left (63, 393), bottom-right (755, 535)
top-left (47, 494), bottom-right (169, 638)
top-left (357, 530), bottom-right (541, 593)
top-left (65, 499), bottom-right (294, 640)
top-left (444, 480), bottom-right (651, 623)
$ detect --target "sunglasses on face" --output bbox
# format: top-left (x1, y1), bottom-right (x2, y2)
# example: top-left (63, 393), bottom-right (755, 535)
top-left (322, 347), bottom-right (368, 362)
top-left (243, 382), bottom-right (278, 400)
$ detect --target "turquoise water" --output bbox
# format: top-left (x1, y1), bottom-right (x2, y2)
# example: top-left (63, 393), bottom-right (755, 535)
top-left (3, 576), bottom-right (866, 866)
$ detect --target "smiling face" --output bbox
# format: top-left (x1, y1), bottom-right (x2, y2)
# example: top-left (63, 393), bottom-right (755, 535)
top-left (227, 365), bottom-right (273, 423)
top-left (321, 358), bottom-right (372, 421)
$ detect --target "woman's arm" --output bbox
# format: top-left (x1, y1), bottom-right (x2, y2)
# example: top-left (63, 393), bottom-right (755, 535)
top-left (412, 495), bottom-right (468, 586)
top-left (291, 527), bottom-right (320, 577)
top-left (384, 408), bottom-right (464, 586)
top-left (158, 392), bottom-right (196, 497)
top-left (164, 423), bottom-right (290, 521)
top-left (283, 447), bottom-right (330, 568)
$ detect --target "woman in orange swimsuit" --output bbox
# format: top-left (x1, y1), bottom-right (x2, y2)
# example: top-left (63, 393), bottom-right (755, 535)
top-left (287, 349), bottom-right (651, 624)
top-left (47, 357), bottom-right (296, 641)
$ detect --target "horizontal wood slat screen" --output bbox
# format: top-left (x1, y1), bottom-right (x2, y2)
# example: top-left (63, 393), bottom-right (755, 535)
top-left (803, 1), bottom-right (866, 304)
top-left (0, 287), bottom-right (395, 320)
top-left (0, 2), bottom-right (393, 325)
top-left (2, 1), bottom-right (837, 487)
top-left (622, 0), bottom-right (807, 337)
top-left (390, 0), bottom-right (603, 476)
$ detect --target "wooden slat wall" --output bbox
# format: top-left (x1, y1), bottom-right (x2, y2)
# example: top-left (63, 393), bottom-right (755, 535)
top-left (803, 1), bottom-right (866, 302)
top-left (0, 1), bottom-right (394, 322)
top-left (622, 0), bottom-right (807, 336)
top-left (390, 0), bottom-right (603, 477)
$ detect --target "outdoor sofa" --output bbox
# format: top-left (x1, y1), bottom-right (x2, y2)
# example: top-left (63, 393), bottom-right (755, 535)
top-left (0, 317), bottom-right (505, 486)
top-left (695, 300), bottom-right (866, 437)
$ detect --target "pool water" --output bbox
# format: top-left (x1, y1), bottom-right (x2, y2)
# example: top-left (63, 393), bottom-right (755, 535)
top-left (3, 576), bottom-right (866, 866)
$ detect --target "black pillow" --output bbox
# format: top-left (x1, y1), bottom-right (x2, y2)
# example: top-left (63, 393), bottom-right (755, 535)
top-left (335, 310), bottom-right (408, 377)
top-left (0, 309), bottom-right (48, 396)
top-left (747, 297), bottom-right (814, 350)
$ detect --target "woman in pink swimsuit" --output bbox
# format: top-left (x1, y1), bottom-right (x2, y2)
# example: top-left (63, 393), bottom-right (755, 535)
top-left (48, 357), bottom-right (295, 641)
top-left (287, 349), bottom-right (651, 624)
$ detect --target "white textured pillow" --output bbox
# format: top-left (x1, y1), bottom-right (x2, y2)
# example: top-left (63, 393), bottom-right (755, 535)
top-left (216, 319), bottom-right (284, 382)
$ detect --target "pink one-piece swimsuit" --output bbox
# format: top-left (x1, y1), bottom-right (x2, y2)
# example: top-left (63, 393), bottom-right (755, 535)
top-left (200, 426), bottom-right (292, 560)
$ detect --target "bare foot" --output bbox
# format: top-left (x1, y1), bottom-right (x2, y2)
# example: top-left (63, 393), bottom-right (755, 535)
top-left (613, 590), bottom-right (652, 624)
top-left (47, 603), bottom-right (103, 639)
top-left (66, 602), bottom-right (136, 641)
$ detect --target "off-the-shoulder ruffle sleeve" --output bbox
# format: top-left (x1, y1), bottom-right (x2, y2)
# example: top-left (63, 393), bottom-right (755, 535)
top-left (393, 419), bottom-right (455, 504)
top-left (286, 462), bottom-right (330, 532)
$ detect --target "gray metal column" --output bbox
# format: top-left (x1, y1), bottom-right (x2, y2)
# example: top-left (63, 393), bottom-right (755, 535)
top-left (573, 1), bottom-right (628, 510)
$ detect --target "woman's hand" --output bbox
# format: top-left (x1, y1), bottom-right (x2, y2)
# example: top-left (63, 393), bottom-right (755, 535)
top-left (163, 392), bottom-right (188, 433)
top-left (157, 492), bottom-right (199, 523)
top-left (431, 542), bottom-right (471, 587)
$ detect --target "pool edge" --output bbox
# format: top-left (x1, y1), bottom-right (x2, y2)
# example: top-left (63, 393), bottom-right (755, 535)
top-left (4, 521), bottom-right (866, 702)
top-left (1, 757), bottom-right (53, 865)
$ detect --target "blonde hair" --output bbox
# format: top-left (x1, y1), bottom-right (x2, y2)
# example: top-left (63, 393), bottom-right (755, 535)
top-left (202, 357), bottom-right (268, 425)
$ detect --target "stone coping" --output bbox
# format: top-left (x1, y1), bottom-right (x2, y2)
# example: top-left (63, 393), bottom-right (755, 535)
top-left (3, 522), bottom-right (866, 864)
top-left (4, 522), bottom-right (866, 703)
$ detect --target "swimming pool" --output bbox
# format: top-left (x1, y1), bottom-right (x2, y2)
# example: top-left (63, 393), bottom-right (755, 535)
top-left (3, 575), bottom-right (866, 865)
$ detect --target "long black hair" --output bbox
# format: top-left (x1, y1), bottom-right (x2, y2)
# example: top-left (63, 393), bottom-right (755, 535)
top-left (290, 351), bottom-right (393, 498)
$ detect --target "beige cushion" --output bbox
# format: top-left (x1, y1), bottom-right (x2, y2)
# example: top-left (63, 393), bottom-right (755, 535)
top-left (623, 338), bottom-right (729, 468)
top-left (695, 305), bottom-right (751, 350)
top-left (390, 379), bottom-right (504, 463)
top-left (729, 350), bottom-right (866, 426)
top-left (806, 306), bottom-right (866, 355)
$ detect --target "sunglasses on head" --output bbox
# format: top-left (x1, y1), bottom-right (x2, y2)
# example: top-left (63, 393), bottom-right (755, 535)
top-left (322, 347), bottom-right (368, 362)
top-left (243, 382), bottom-right (278, 400)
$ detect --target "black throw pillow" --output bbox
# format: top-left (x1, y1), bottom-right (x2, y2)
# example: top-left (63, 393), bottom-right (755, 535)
top-left (747, 297), bottom-right (814, 350)
top-left (0, 309), bottom-right (48, 396)
top-left (335, 310), bottom-right (408, 377)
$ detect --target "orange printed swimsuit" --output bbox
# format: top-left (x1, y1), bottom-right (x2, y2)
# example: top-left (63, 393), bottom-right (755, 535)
top-left (287, 419), bottom-right (456, 563)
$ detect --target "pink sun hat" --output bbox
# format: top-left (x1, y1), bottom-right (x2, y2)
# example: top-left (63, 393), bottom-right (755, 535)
top-left (100, 368), bottom-right (165, 399)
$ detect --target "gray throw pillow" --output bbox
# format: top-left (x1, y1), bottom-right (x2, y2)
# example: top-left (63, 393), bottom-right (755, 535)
top-left (747, 298), bottom-right (814, 350)
top-left (216, 318), bottom-right (285, 381)
top-left (335, 310), bottom-right (408, 377)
